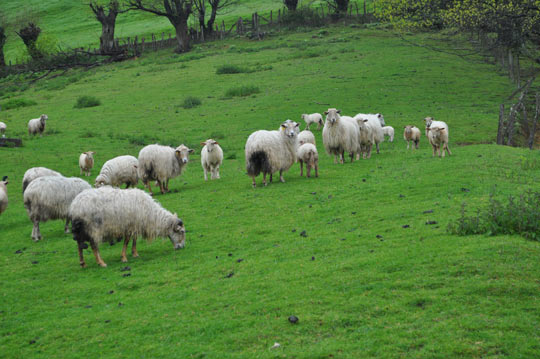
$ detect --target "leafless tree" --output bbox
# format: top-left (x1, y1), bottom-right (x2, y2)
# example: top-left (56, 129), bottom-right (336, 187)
top-left (15, 22), bottom-right (43, 60)
top-left (193, 0), bottom-right (234, 36)
top-left (89, 0), bottom-right (128, 54)
top-left (0, 12), bottom-right (6, 67)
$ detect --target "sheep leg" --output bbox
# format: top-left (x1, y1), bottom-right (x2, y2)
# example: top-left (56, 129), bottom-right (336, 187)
top-left (349, 152), bottom-right (354, 163)
top-left (32, 219), bottom-right (42, 241)
top-left (121, 236), bottom-right (131, 262)
top-left (315, 163), bottom-right (319, 177)
top-left (279, 170), bottom-right (285, 183)
top-left (269, 173), bottom-right (273, 183)
top-left (299, 160), bottom-right (304, 176)
top-left (165, 179), bottom-right (170, 191)
top-left (432, 145), bottom-right (437, 157)
top-left (340, 151), bottom-right (344, 164)
top-left (64, 218), bottom-right (71, 233)
top-left (204, 167), bottom-right (208, 181)
top-left (415, 140), bottom-right (419, 149)
top-left (306, 165), bottom-right (311, 178)
top-left (263, 173), bottom-right (268, 186)
top-left (157, 180), bottom-right (165, 194)
top-left (376, 142), bottom-right (380, 154)
top-left (251, 176), bottom-right (256, 188)
top-left (80, 167), bottom-right (83, 175)
top-left (407, 140), bottom-right (410, 150)
top-left (145, 180), bottom-right (154, 196)
top-left (90, 241), bottom-right (107, 267)
top-left (445, 144), bottom-right (452, 156)
top-left (215, 166), bottom-right (220, 179)
top-left (367, 145), bottom-right (372, 159)
top-left (333, 155), bottom-right (338, 164)
top-left (132, 238), bottom-right (139, 258)
top-left (77, 241), bottom-right (86, 268)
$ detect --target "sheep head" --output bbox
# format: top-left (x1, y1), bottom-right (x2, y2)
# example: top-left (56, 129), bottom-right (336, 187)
top-left (325, 108), bottom-right (341, 125)
top-left (280, 120), bottom-right (300, 138)
top-left (168, 216), bottom-right (186, 250)
top-left (201, 139), bottom-right (219, 152)
top-left (175, 144), bottom-right (194, 164)
top-left (424, 117), bottom-right (434, 128)
top-left (40, 114), bottom-right (48, 123)
top-left (377, 113), bottom-right (385, 126)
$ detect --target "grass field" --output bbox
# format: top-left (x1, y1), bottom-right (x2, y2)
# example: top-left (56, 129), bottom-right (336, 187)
top-left (1, 23), bottom-right (539, 358)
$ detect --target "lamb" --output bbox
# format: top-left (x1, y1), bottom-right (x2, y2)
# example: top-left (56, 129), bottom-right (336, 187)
top-left (322, 108), bottom-right (359, 164)
top-left (23, 176), bottom-right (91, 241)
top-left (427, 127), bottom-right (452, 157)
top-left (403, 125), bottom-right (421, 149)
top-left (0, 176), bottom-right (8, 216)
top-left (79, 151), bottom-right (95, 176)
top-left (22, 167), bottom-right (62, 193)
top-left (0, 122), bottom-right (6, 137)
top-left (95, 155), bottom-right (139, 188)
top-left (354, 113), bottom-right (384, 154)
top-left (356, 118), bottom-right (375, 159)
top-left (200, 139), bottom-right (223, 181)
top-left (296, 143), bottom-right (319, 178)
top-left (301, 113), bottom-right (324, 130)
top-left (28, 114), bottom-right (48, 136)
top-left (69, 187), bottom-right (186, 268)
top-left (382, 126), bottom-right (394, 142)
top-left (298, 130), bottom-right (316, 146)
top-left (245, 120), bottom-right (300, 187)
top-left (138, 144), bottom-right (194, 195)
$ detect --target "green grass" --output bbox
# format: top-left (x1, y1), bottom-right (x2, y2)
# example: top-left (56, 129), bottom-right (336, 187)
top-left (1, 98), bottom-right (37, 110)
top-left (0, 25), bottom-right (539, 359)
top-left (74, 95), bottom-right (101, 109)
top-left (225, 85), bottom-right (260, 97)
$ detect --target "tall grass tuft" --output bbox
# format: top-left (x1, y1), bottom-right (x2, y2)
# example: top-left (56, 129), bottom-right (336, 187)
top-left (1, 98), bottom-right (37, 110)
top-left (74, 95), bottom-right (101, 108)
top-left (182, 96), bottom-right (202, 109)
top-left (447, 189), bottom-right (540, 240)
top-left (225, 85), bottom-right (260, 97)
top-left (216, 65), bottom-right (247, 74)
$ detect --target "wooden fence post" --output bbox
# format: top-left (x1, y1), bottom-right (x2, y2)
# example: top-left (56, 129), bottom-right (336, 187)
top-left (497, 104), bottom-right (505, 145)
top-left (270, 10), bottom-right (273, 24)
top-left (278, 9), bottom-right (281, 23)
top-left (529, 93), bottom-right (539, 149)
top-left (141, 37), bottom-right (145, 52)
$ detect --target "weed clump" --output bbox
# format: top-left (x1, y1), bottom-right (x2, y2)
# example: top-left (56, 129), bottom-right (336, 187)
top-left (74, 96), bottom-right (101, 109)
top-left (225, 85), bottom-right (260, 97)
top-left (216, 65), bottom-right (246, 74)
top-left (182, 96), bottom-right (202, 109)
top-left (447, 189), bottom-right (540, 240)
top-left (1, 98), bottom-right (37, 110)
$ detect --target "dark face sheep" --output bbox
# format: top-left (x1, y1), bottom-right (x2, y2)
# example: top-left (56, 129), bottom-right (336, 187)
top-left (169, 218), bottom-right (186, 250)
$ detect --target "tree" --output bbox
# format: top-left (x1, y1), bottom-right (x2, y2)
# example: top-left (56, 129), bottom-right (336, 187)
top-left (193, 0), bottom-right (234, 36)
top-left (127, 0), bottom-right (193, 53)
top-left (283, 0), bottom-right (298, 11)
top-left (376, 0), bottom-right (454, 29)
top-left (89, 0), bottom-right (128, 54)
top-left (325, 0), bottom-right (350, 15)
top-left (0, 13), bottom-right (6, 67)
top-left (15, 22), bottom-right (43, 60)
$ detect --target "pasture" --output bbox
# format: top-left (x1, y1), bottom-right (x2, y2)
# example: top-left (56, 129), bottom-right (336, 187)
top-left (1, 25), bottom-right (539, 358)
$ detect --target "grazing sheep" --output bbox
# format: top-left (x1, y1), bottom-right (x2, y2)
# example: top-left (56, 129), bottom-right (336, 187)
top-left (382, 126), bottom-right (394, 142)
top-left (28, 114), bottom-right (48, 136)
top-left (354, 113), bottom-right (384, 154)
top-left (95, 155), bottom-right (139, 188)
top-left (200, 139), bottom-right (223, 181)
top-left (301, 113), bottom-right (324, 130)
top-left (356, 118), bottom-right (375, 159)
top-left (297, 143), bottom-right (319, 178)
top-left (298, 130), bottom-right (316, 146)
top-left (79, 151), bottom-right (95, 177)
top-left (322, 108), bottom-right (359, 164)
top-left (403, 125), bottom-right (421, 150)
top-left (70, 187), bottom-right (186, 268)
top-left (424, 117), bottom-right (449, 137)
top-left (22, 167), bottom-right (62, 193)
top-left (138, 144), bottom-right (194, 195)
top-left (245, 120), bottom-right (300, 187)
top-left (23, 176), bottom-right (91, 241)
top-left (0, 176), bottom-right (8, 216)
top-left (0, 122), bottom-right (6, 137)
top-left (427, 127), bottom-right (452, 157)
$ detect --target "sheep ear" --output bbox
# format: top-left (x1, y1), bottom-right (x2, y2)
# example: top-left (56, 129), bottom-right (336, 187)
top-left (2, 176), bottom-right (8, 181)
top-left (295, 123), bottom-right (300, 127)
top-left (200, 142), bottom-right (206, 146)
top-left (363, 119), bottom-right (368, 122)
top-left (188, 149), bottom-right (194, 153)
top-left (337, 109), bottom-right (341, 114)
top-left (324, 111), bottom-right (328, 115)
top-left (213, 141), bottom-right (219, 144)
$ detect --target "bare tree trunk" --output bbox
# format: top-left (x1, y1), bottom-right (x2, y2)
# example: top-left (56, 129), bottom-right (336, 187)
top-left (16, 23), bottom-right (42, 60)
top-left (0, 26), bottom-right (6, 67)
top-left (90, 1), bottom-right (125, 55)
top-left (507, 104), bottom-right (518, 146)
top-left (497, 104), bottom-right (505, 145)
top-left (174, 21), bottom-right (190, 53)
top-left (529, 93), bottom-right (539, 150)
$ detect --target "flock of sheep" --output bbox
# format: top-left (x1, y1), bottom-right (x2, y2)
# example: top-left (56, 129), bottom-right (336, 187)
top-left (0, 109), bottom-right (451, 267)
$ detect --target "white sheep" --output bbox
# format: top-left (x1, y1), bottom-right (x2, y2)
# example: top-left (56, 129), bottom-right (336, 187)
top-left (301, 113), bottom-right (324, 130)
top-left (296, 143), bottom-right (319, 178)
top-left (69, 187), bottom-right (186, 268)
top-left (138, 144), bottom-right (193, 195)
top-left (424, 117), bottom-right (449, 137)
top-left (28, 114), bottom-right (48, 136)
top-left (22, 167), bottom-right (62, 193)
top-left (322, 108), bottom-right (359, 164)
top-left (245, 120), bottom-right (300, 187)
top-left (382, 126), bottom-right (394, 142)
top-left (0, 176), bottom-right (8, 216)
top-left (0, 122), bottom-right (6, 137)
top-left (79, 151), bottom-right (95, 177)
top-left (95, 155), bottom-right (139, 188)
top-left (354, 113), bottom-right (384, 154)
top-left (200, 139), bottom-right (223, 181)
top-left (403, 125), bottom-right (421, 149)
top-left (298, 130), bottom-right (316, 146)
top-left (356, 118), bottom-right (375, 159)
top-left (427, 127), bottom-right (452, 157)
top-left (23, 176), bottom-right (91, 241)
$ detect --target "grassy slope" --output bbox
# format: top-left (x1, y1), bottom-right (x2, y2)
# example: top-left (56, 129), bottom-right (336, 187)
top-left (0, 26), bottom-right (539, 358)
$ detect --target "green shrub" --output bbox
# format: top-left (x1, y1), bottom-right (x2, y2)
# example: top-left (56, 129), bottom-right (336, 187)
top-left (1, 98), bottom-right (37, 110)
top-left (216, 65), bottom-right (247, 74)
top-left (225, 85), bottom-right (260, 97)
top-left (447, 189), bottom-right (540, 240)
top-left (74, 96), bottom-right (101, 109)
top-left (182, 96), bottom-right (202, 109)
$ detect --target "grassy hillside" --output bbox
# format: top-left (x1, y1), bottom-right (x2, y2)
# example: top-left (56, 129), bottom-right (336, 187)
top-left (0, 26), bottom-right (539, 358)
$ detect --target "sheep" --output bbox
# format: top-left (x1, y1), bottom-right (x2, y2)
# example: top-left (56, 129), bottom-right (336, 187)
top-left (296, 143), bottom-right (319, 178)
top-left (69, 186), bottom-right (186, 268)
top-left (427, 127), bottom-right (452, 157)
top-left (382, 126), bottom-right (394, 142)
top-left (301, 113), bottom-right (324, 130)
top-left (322, 108), bottom-right (359, 164)
top-left (22, 167), bottom-right (62, 193)
top-left (95, 155), bottom-right (139, 188)
top-left (354, 113), bottom-right (384, 154)
top-left (200, 139), bottom-right (223, 181)
top-left (298, 130), bottom-right (316, 146)
top-left (355, 118), bottom-right (375, 159)
top-left (138, 144), bottom-right (194, 195)
top-left (0, 122), bottom-right (6, 137)
top-left (28, 114), bottom-right (48, 136)
top-left (245, 120), bottom-right (300, 187)
top-left (424, 117), bottom-right (449, 137)
top-left (403, 125), bottom-right (421, 149)
top-left (23, 176), bottom-right (91, 241)
top-left (0, 176), bottom-right (8, 216)
top-left (79, 151), bottom-right (95, 177)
